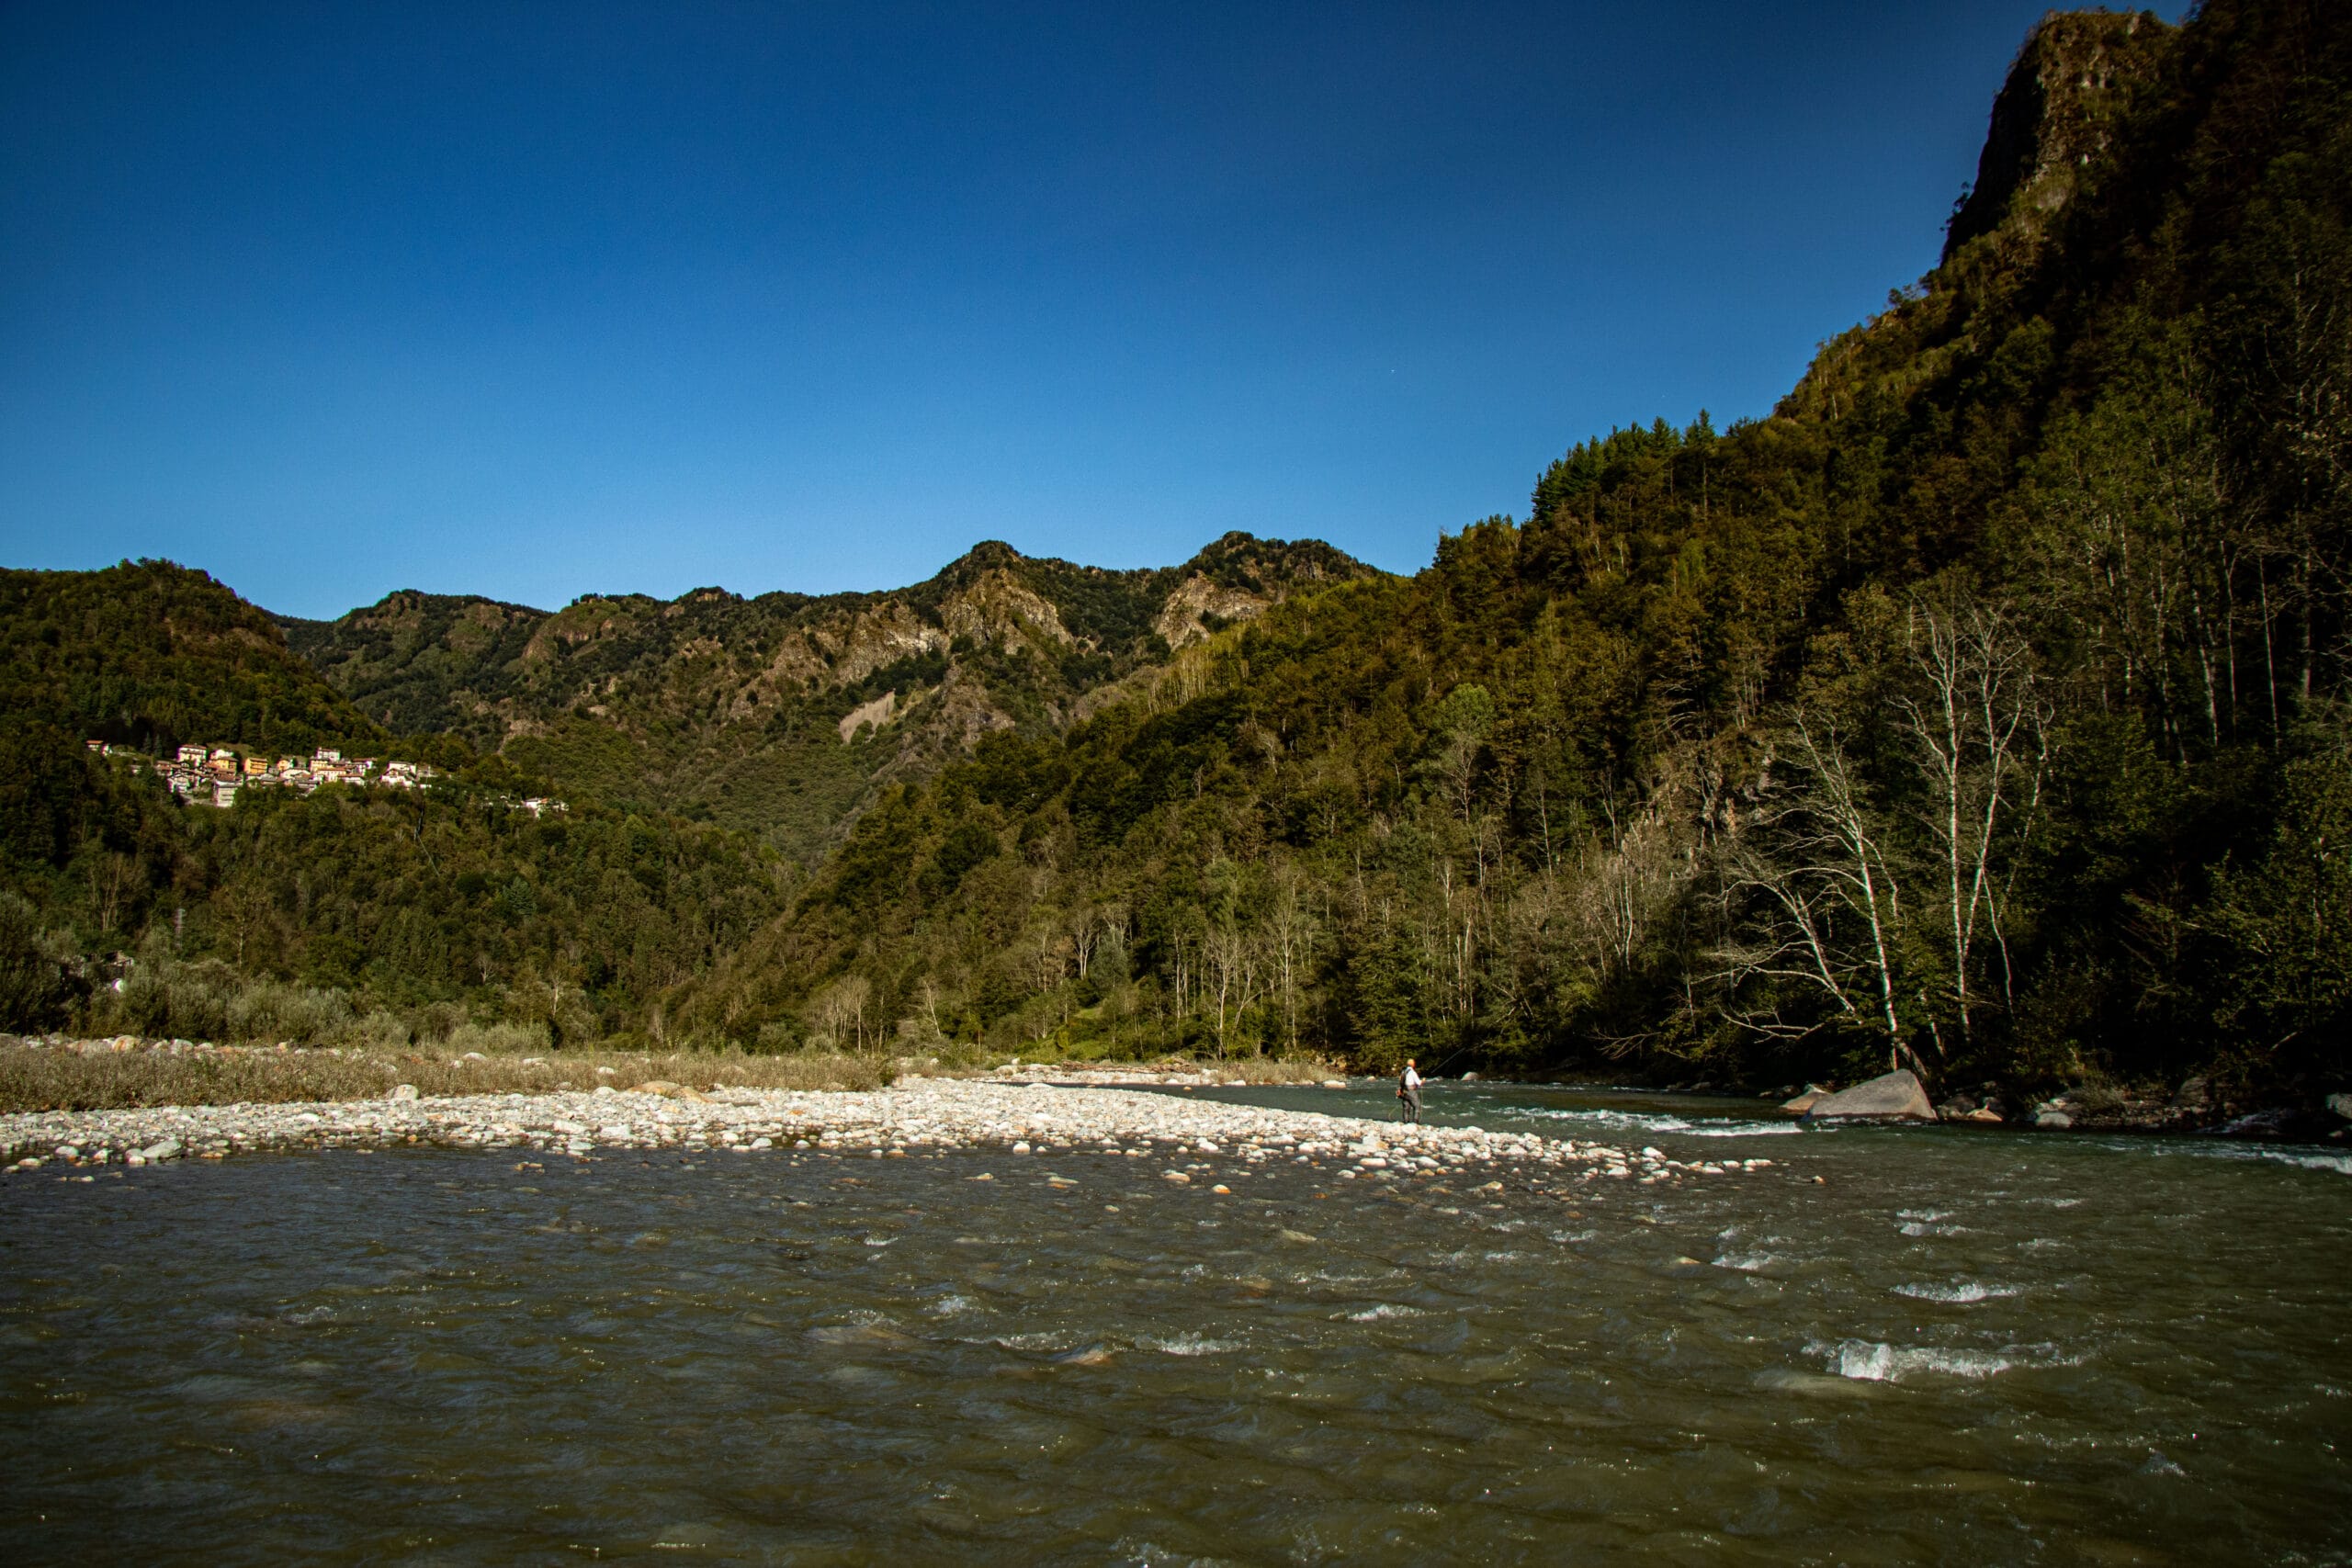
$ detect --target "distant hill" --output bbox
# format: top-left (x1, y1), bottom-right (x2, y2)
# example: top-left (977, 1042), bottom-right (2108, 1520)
top-left (0, 559), bottom-right (382, 757)
top-left (0, 561), bottom-right (791, 1043)
top-left (280, 533), bottom-right (1379, 859)
top-left (0, 559), bottom-right (390, 880)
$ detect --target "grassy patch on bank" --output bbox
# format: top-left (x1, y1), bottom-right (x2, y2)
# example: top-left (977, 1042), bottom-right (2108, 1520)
top-left (0, 1045), bottom-right (892, 1114)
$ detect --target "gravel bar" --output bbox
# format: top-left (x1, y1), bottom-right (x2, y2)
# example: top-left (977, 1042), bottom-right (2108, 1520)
top-left (1, 1076), bottom-right (1778, 1187)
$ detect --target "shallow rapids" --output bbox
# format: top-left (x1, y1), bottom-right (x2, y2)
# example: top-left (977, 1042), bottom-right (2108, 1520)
top-left (4, 1083), bottom-right (2347, 1562)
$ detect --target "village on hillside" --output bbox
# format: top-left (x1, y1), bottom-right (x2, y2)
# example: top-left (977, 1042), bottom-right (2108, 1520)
top-left (84, 739), bottom-right (564, 818)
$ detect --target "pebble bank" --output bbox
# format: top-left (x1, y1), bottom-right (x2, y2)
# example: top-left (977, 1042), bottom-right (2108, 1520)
top-left (1, 1075), bottom-right (1779, 1189)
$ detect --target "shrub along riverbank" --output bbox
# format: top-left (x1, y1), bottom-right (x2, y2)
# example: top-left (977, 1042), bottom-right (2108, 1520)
top-left (0, 1039), bottom-right (893, 1114)
top-left (0, 1033), bottom-right (1345, 1114)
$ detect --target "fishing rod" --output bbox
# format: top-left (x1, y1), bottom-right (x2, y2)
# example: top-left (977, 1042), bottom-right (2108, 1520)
top-left (1424, 1038), bottom-right (1482, 1078)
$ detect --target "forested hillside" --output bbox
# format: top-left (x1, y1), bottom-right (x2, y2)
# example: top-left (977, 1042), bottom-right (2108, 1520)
top-left (1, 559), bottom-right (380, 755)
top-left (283, 534), bottom-right (1372, 859)
top-left (0, 564), bottom-right (792, 1043)
top-left (0, 536), bottom-right (1365, 1045)
top-left (0, 560), bottom-right (385, 888)
top-left (667, 0), bottom-right (2350, 1099)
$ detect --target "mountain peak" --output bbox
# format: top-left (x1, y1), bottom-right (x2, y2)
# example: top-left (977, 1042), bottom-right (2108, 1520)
top-left (948, 539), bottom-right (1027, 572)
top-left (1942, 8), bottom-right (2174, 262)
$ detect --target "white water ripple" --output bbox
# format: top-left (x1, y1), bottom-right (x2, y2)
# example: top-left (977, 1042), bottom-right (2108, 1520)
top-left (1813, 1337), bottom-right (2074, 1382)
top-left (1712, 1252), bottom-right (1786, 1272)
top-left (1831, 1341), bottom-right (2014, 1382)
top-left (1516, 1108), bottom-right (1803, 1138)
top-left (2261, 1150), bottom-right (2352, 1177)
top-left (1894, 1280), bottom-right (2021, 1303)
top-left (1146, 1333), bottom-right (1242, 1356)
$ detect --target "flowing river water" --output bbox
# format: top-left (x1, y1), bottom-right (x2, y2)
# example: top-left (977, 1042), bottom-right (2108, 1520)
top-left (3, 1081), bottom-right (2347, 1563)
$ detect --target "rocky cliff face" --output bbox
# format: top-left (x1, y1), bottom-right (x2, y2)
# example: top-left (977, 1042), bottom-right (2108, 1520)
top-left (1156, 570), bottom-right (1292, 649)
top-left (1942, 9), bottom-right (2174, 261)
top-left (938, 568), bottom-right (1075, 656)
top-left (1776, 7), bottom-right (2178, 430)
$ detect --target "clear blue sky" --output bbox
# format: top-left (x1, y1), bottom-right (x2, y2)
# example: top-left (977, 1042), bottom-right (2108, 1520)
top-left (0, 1), bottom-right (2188, 620)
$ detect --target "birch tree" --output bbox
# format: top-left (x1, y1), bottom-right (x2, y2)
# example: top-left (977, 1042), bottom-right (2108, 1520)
top-left (1890, 589), bottom-right (2051, 1042)
top-left (1715, 707), bottom-right (1916, 1072)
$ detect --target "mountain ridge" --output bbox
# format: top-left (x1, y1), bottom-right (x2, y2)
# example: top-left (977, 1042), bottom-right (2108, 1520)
top-left (277, 531), bottom-right (1382, 858)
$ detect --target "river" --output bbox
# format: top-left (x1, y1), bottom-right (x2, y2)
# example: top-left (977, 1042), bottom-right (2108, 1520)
top-left (3, 1081), bottom-right (2346, 1562)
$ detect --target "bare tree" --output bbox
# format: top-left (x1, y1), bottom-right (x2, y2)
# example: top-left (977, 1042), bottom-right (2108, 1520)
top-left (1097, 902), bottom-right (1132, 960)
top-left (1203, 916), bottom-right (1261, 1058)
top-left (1025, 928), bottom-right (1069, 994)
top-left (1713, 708), bottom-right (1915, 1071)
top-left (1890, 590), bottom-right (2052, 1039)
top-left (1264, 863), bottom-right (1317, 1055)
top-left (809, 974), bottom-right (873, 1051)
top-left (88, 852), bottom-right (136, 935)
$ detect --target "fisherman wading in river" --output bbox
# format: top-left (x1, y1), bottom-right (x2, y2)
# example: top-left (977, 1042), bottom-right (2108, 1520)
top-left (1397, 1058), bottom-right (1422, 1124)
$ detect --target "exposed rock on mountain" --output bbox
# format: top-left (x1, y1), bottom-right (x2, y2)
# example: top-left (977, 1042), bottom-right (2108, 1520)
top-left (836, 690), bottom-right (898, 743)
top-left (1942, 8), bottom-right (2173, 259)
top-left (279, 533), bottom-right (1378, 857)
top-left (1156, 572), bottom-right (1283, 649)
top-left (940, 568), bottom-right (1074, 656)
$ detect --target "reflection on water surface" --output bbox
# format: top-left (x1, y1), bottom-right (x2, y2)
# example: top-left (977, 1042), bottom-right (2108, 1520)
top-left (3, 1084), bottom-right (2347, 1562)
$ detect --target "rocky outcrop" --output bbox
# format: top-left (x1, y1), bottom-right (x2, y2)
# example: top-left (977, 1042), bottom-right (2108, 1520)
top-left (521, 594), bottom-right (655, 663)
top-left (1942, 10), bottom-right (2174, 261)
top-left (940, 569), bottom-right (1074, 656)
top-left (752, 629), bottom-right (831, 694)
top-left (914, 666), bottom-right (1013, 751)
top-left (811, 601), bottom-right (948, 686)
top-left (838, 690), bottom-right (898, 743)
top-left (1804, 1070), bottom-right (1937, 1122)
top-left (1153, 573), bottom-right (1274, 649)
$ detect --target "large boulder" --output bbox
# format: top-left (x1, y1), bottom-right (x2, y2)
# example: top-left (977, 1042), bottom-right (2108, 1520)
top-left (1804, 1069), bottom-right (1937, 1122)
top-left (1781, 1082), bottom-right (1832, 1112)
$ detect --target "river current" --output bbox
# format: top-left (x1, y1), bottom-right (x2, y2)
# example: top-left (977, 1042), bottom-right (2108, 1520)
top-left (3, 1082), bottom-right (2347, 1563)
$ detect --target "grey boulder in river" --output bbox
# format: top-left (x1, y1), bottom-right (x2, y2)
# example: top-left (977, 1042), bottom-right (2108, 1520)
top-left (1804, 1069), bottom-right (1936, 1122)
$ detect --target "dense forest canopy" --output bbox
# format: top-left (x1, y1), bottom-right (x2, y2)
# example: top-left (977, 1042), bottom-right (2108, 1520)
top-left (1, 1), bottom-right (2345, 1104)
